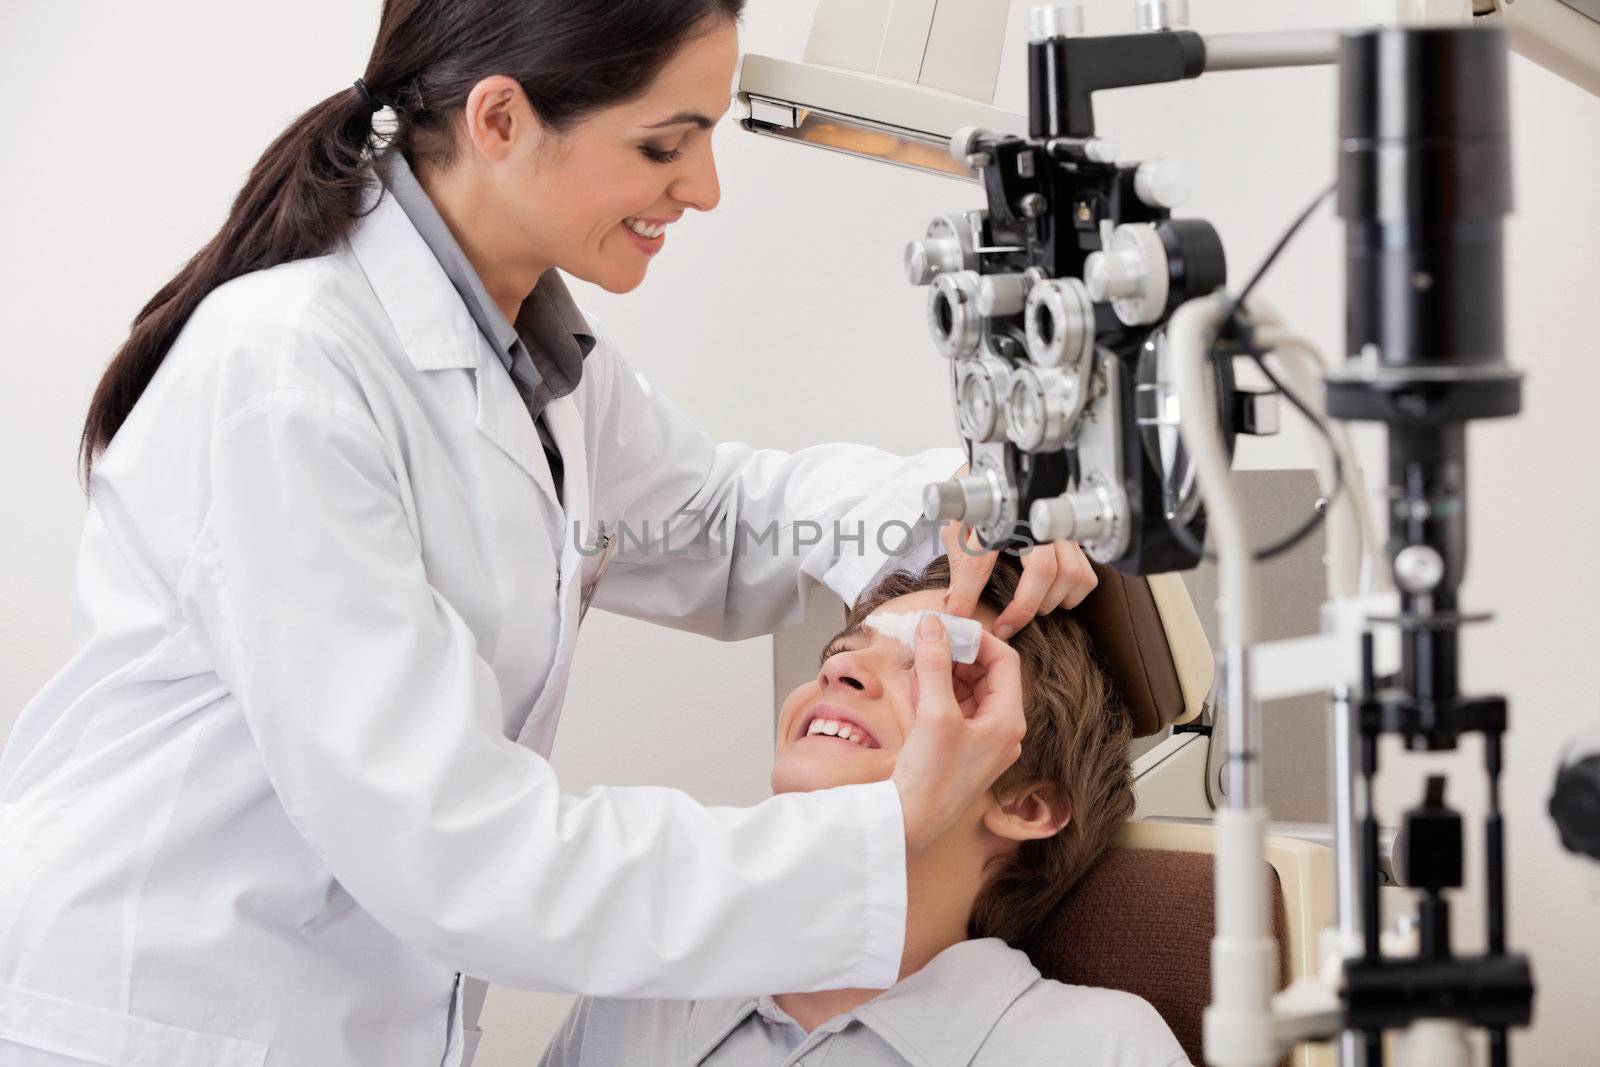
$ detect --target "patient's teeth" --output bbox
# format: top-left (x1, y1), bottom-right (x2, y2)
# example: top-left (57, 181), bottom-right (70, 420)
top-left (802, 716), bottom-right (874, 746)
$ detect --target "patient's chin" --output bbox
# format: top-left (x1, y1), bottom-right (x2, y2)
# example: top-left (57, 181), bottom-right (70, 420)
top-left (771, 749), bottom-right (892, 795)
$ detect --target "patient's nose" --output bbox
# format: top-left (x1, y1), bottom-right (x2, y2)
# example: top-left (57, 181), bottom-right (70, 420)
top-left (819, 650), bottom-right (882, 696)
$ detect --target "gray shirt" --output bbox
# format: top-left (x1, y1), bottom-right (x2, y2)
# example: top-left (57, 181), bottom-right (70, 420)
top-left (538, 937), bottom-right (1191, 1067)
top-left (378, 150), bottom-right (595, 504)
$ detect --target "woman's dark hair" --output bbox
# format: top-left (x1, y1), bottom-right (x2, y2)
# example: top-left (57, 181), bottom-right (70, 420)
top-left (79, 0), bottom-right (745, 483)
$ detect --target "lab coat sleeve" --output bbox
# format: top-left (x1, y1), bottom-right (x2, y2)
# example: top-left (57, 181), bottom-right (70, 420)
top-left (583, 335), bottom-right (966, 637)
top-left (183, 388), bottom-right (907, 997)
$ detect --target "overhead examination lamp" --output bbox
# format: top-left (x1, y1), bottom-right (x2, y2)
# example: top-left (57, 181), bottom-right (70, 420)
top-left (737, 0), bottom-right (1600, 184)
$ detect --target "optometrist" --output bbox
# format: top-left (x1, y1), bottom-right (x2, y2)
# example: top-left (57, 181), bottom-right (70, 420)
top-left (0, 3), bottom-right (1098, 1066)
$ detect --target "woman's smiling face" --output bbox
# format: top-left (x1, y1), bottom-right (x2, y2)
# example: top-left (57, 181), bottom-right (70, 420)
top-left (772, 589), bottom-right (1001, 795)
top-left (499, 17), bottom-right (738, 294)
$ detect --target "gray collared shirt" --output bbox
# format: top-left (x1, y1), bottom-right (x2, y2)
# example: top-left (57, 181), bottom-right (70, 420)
top-left (538, 938), bottom-right (1190, 1067)
top-left (379, 150), bottom-right (594, 504)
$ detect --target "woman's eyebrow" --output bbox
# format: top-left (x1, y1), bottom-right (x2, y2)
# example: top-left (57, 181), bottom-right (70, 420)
top-left (644, 97), bottom-right (733, 130)
top-left (644, 111), bottom-right (717, 130)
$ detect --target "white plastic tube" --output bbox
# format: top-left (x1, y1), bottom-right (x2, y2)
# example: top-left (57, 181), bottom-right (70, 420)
top-left (864, 610), bottom-right (984, 663)
top-left (1170, 295), bottom-right (1256, 649)
top-left (1169, 294), bottom-right (1278, 1067)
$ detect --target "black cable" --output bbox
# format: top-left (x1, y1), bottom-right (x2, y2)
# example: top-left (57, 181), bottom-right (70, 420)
top-left (1236, 180), bottom-right (1337, 310)
top-left (1162, 180), bottom-right (1342, 563)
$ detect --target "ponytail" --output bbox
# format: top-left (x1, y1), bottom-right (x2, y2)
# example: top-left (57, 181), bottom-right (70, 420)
top-left (79, 86), bottom-right (377, 483)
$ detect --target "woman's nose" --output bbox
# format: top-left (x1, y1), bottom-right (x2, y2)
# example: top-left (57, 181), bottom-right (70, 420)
top-left (672, 143), bottom-right (721, 213)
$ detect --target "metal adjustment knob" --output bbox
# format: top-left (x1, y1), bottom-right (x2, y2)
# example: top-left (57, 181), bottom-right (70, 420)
top-left (1136, 0), bottom-right (1190, 31)
top-left (1030, 3), bottom-right (1085, 40)
top-left (1048, 136), bottom-right (1118, 164)
top-left (976, 273), bottom-right (1031, 318)
top-left (1393, 544), bottom-right (1446, 594)
top-left (927, 271), bottom-right (984, 359)
top-left (906, 238), bottom-right (961, 287)
top-left (957, 356), bottom-right (1013, 443)
top-left (1083, 223), bottom-right (1171, 327)
top-left (1025, 277), bottom-right (1096, 368)
top-left (1005, 364), bottom-right (1079, 453)
top-left (1030, 478), bottom-right (1129, 560)
top-left (922, 473), bottom-right (1002, 524)
top-left (923, 481), bottom-right (966, 521)
top-left (905, 214), bottom-right (977, 286)
top-left (1030, 490), bottom-right (1108, 542)
top-left (949, 126), bottom-right (990, 165)
top-left (1133, 159), bottom-right (1189, 209)
top-left (1084, 248), bottom-right (1142, 302)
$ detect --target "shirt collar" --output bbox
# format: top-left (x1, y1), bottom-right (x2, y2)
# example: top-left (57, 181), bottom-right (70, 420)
top-left (684, 939), bottom-right (1041, 1067)
top-left (851, 939), bottom-right (1041, 1066)
top-left (686, 996), bottom-right (762, 1064)
top-left (376, 149), bottom-right (595, 376)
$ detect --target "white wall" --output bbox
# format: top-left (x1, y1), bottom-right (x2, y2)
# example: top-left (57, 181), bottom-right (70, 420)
top-left (3, 1), bottom-right (1598, 1063)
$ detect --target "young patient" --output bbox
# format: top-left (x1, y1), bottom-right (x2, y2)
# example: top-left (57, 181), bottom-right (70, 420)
top-left (539, 554), bottom-right (1189, 1066)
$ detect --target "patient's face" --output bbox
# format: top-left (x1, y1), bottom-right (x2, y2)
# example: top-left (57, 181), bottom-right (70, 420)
top-left (772, 589), bottom-right (1001, 794)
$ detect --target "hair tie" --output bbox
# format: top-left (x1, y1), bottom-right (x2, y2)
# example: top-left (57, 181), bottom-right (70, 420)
top-left (353, 78), bottom-right (382, 113)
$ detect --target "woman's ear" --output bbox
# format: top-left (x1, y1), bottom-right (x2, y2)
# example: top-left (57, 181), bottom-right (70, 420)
top-left (981, 782), bottom-right (1071, 843)
top-left (464, 75), bottom-right (542, 163)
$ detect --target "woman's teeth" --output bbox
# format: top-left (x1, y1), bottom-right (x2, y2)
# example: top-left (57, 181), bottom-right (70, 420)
top-left (624, 218), bottom-right (666, 239)
top-left (806, 718), bottom-right (871, 747)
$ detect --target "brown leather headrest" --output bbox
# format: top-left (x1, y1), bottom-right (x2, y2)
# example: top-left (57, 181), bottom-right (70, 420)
top-left (1022, 847), bottom-right (1290, 1067)
top-left (1072, 561), bottom-right (1196, 738)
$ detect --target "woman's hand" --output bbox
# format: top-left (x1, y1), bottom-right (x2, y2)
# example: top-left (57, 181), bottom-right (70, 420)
top-left (892, 617), bottom-right (1026, 856)
top-left (938, 465), bottom-right (1098, 638)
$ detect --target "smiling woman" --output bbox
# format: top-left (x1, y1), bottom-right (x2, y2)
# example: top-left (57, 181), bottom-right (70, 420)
top-left (79, 0), bottom-right (745, 477)
top-left (1, 1), bottom-right (1100, 1065)
top-left (410, 21), bottom-right (738, 301)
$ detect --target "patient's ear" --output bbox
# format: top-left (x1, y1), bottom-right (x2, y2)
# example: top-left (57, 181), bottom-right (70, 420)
top-left (981, 783), bottom-right (1071, 843)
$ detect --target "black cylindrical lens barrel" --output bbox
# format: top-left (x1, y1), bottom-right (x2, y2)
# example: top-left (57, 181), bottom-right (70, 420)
top-left (1332, 25), bottom-right (1519, 424)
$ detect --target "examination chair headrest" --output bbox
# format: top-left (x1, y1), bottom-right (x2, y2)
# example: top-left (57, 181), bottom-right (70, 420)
top-left (1023, 846), bottom-right (1289, 1067)
top-left (1071, 562), bottom-right (1211, 739)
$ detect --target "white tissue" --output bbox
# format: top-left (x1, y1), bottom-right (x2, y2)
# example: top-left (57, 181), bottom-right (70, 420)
top-left (863, 610), bottom-right (984, 664)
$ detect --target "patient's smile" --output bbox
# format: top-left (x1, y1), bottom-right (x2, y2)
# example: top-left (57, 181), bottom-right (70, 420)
top-left (771, 588), bottom-right (999, 795)
top-left (799, 706), bottom-right (880, 748)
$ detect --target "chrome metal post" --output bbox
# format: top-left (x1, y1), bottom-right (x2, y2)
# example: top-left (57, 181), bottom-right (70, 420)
top-left (1330, 684), bottom-right (1366, 1067)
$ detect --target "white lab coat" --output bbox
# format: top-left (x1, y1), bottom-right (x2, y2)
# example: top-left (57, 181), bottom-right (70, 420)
top-left (0, 183), bottom-right (964, 1067)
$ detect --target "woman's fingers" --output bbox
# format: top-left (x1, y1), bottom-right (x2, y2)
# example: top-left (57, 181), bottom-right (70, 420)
top-left (1038, 541), bottom-right (1077, 612)
top-left (1053, 540), bottom-right (1099, 609)
top-left (910, 615), bottom-right (955, 721)
top-left (942, 521), bottom-right (997, 619)
top-left (966, 632), bottom-right (1020, 716)
top-left (992, 543), bottom-right (1057, 637)
top-left (892, 625), bottom-right (1025, 855)
top-left (966, 630), bottom-right (1019, 702)
top-left (1038, 540), bottom-right (1095, 612)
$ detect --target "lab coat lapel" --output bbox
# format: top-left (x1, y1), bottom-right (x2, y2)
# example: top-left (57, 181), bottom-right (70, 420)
top-left (470, 355), bottom-right (561, 510)
top-left (346, 184), bottom-right (564, 511)
top-left (514, 392), bottom-right (588, 752)
top-left (542, 394), bottom-right (589, 575)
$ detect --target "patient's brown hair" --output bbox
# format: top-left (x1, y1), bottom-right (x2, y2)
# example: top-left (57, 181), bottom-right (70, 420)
top-left (845, 552), bottom-right (1135, 946)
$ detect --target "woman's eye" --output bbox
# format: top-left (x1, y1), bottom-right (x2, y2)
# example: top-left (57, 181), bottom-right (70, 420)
top-left (819, 641), bottom-right (847, 665)
top-left (640, 144), bottom-right (684, 164)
